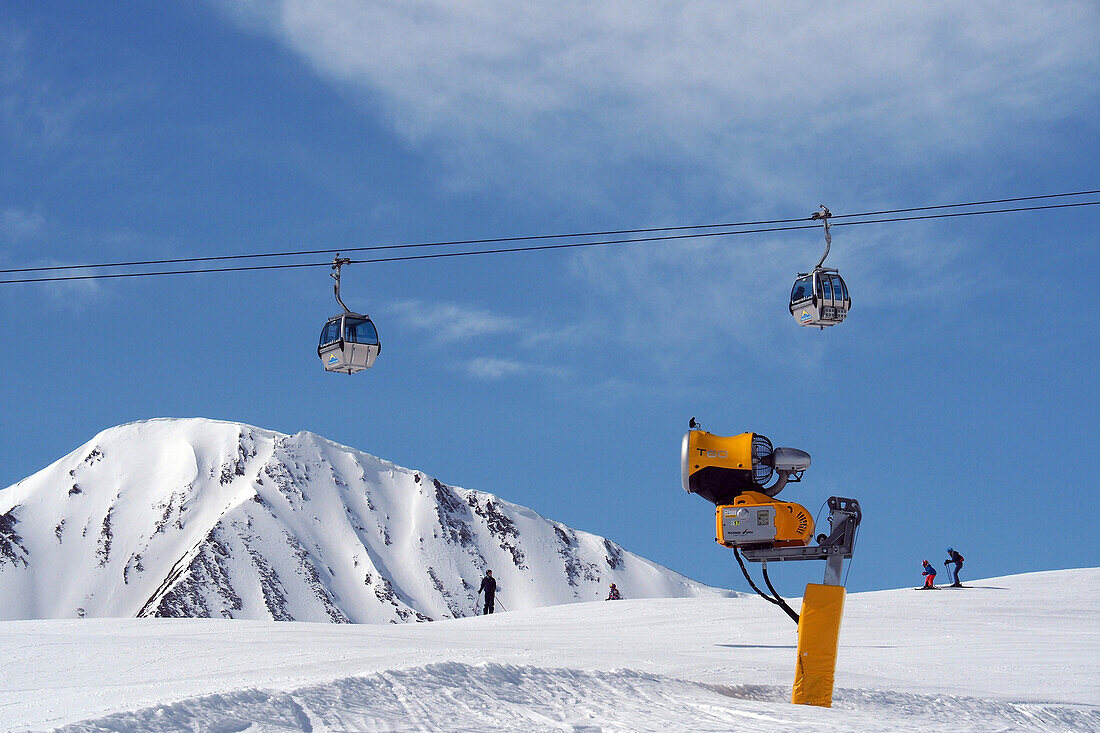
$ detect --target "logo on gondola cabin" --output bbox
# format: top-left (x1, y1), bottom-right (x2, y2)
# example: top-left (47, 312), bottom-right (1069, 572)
top-left (327, 354), bottom-right (340, 366)
top-left (800, 309), bottom-right (812, 323)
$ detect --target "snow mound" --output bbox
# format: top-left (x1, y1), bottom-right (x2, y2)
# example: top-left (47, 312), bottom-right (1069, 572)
top-left (53, 663), bottom-right (1098, 733)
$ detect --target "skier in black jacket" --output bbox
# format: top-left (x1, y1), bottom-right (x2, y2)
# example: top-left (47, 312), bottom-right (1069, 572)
top-left (478, 570), bottom-right (497, 614)
top-left (943, 547), bottom-right (964, 587)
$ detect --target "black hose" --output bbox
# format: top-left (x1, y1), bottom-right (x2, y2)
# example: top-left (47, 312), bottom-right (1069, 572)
top-left (762, 561), bottom-right (800, 624)
top-left (733, 548), bottom-right (800, 624)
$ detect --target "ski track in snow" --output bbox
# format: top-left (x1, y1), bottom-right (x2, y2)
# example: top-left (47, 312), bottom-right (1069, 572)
top-left (51, 663), bottom-right (1098, 733)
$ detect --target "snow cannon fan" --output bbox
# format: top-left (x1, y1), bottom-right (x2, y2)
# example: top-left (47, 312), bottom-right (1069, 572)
top-left (681, 423), bottom-right (814, 548)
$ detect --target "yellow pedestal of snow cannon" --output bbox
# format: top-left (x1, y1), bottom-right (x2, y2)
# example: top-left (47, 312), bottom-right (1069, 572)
top-left (792, 583), bottom-right (846, 707)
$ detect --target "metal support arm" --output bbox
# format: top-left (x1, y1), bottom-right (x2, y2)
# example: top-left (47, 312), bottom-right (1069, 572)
top-left (331, 255), bottom-right (352, 314)
top-left (741, 496), bottom-right (861, 586)
top-left (811, 205), bottom-right (833, 269)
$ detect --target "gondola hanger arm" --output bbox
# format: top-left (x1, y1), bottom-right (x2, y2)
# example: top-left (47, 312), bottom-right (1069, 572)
top-left (811, 205), bottom-right (832, 269)
top-left (331, 254), bottom-right (352, 314)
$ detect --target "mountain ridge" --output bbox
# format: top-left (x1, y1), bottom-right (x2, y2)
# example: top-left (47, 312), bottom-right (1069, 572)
top-left (0, 417), bottom-right (728, 623)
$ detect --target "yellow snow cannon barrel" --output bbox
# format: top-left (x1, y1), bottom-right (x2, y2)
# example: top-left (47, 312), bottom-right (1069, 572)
top-left (681, 429), bottom-right (773, 505)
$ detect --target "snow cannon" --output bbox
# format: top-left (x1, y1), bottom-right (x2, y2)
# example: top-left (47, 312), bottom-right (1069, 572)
top-left (680, 418), bottom-right (863, 709)
top-left (681, 424), bottom-right (814, 548)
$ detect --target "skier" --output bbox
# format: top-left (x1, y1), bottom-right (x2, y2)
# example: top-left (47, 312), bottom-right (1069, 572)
top-left (943, 547), bottom-right (964, 587)
top-left (478, 569), bottom-right (497, 614)
top-left (921, 560), bottom-right (937, 589)
top-left (606, 583), bottom-right (621, 600)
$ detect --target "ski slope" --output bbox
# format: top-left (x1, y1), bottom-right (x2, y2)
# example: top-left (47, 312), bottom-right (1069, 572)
top-left (1, 568), bottom-right (1095, 731)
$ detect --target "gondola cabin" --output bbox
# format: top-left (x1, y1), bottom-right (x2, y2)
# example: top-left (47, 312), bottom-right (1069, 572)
top-left (318, 313), bottom-right (380, 374)
top-left (789, 269), bottom-right (850, 328)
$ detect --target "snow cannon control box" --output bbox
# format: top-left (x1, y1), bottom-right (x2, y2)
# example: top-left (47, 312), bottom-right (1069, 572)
top-left (716, 492), bottom-right (814, 549)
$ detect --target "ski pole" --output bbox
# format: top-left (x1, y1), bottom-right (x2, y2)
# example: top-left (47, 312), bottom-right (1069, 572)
top-left (496, 599), bottom-right (506, 612)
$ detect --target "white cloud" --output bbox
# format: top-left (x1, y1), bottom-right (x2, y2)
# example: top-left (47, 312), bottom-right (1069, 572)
top-left (386, 300), bottom-right (579, 380)
top-left (388, 299), bottom-right (593, 353)
top-left (462, 356), bottom-right (569, 382)
top-left (215, 1), bottom-right (1098, 203)
top-left (24, 264), bottom-right (106, 309)
top-left (0, 29), bottom-right (96, 149)
top-left (569, 234), bottom-right (800, 365)
top-left (1, 208), bottom-right (45, 241)
top-left (463, 357), bottom-right (529, 380)
top-left (389, 299), bottom-right (522, 342)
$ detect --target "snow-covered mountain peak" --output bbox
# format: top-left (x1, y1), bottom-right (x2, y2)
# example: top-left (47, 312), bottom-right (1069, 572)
top-left (0, 417), bottom-right (727, 623)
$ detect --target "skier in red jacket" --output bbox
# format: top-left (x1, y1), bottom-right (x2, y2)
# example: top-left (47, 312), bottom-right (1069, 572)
top-left (921, 560), bottom-right (937, 589)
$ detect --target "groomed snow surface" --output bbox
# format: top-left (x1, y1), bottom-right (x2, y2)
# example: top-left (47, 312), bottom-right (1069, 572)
top-left (2, 568), bottom-right (1096, 732)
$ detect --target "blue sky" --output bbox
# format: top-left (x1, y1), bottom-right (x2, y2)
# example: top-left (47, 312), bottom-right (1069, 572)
top-left (1, 2), bottom-right (1098, 597)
